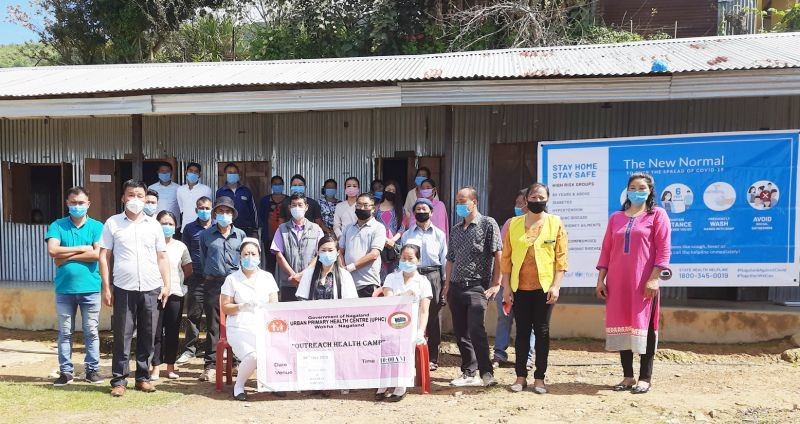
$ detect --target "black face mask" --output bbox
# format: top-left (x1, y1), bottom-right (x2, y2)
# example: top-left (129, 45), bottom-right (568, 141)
top-left (355, 209), bottom-right (372, 221)
top-left (383, 191), bottom-right (396, 202)
top-left (528, 201), bottom-right (547, 214)
top-left (415, 212), bottom-right (430, 222)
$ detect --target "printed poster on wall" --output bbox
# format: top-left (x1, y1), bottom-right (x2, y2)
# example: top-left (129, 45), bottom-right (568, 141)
top-left (538, 131), bottom-right (800, 287)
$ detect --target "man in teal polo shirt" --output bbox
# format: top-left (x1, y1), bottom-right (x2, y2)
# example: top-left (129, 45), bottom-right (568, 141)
top-left (45, 186), bottom-right (104, 386)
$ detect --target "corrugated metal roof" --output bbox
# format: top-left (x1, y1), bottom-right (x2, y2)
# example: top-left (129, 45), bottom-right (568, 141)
top-left (1, 32), bottom-right (800, 98)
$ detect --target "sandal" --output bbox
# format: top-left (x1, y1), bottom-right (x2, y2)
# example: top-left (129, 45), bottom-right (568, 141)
top-left (510, 382), bottom-right (528, 392)
top-left (631, 381), bottom-right (651, 394)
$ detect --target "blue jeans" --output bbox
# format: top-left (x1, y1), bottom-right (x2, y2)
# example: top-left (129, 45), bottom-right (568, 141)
top-left (493, 286), bottom-right (535, 362)
top-left (56, 292), bottom-right (101, 374)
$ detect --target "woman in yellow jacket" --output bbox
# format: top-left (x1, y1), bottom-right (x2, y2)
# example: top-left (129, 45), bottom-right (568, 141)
top-left (501, 182), bottom-right (568, 394)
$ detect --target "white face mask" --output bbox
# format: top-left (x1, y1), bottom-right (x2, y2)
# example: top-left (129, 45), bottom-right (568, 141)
top-left (125, 198), bottom-right (145, 214)
top-left (290, 207), bottom-right (305, 220)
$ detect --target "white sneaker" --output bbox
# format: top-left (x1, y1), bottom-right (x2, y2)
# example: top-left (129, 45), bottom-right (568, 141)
top-left (450, 373), bottom-right (482, 387)
top-left (175, 352), bottom-right (193, 365)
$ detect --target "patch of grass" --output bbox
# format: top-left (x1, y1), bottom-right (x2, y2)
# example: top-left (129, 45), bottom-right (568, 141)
top-left (0, 382), bottom-right (184, 423)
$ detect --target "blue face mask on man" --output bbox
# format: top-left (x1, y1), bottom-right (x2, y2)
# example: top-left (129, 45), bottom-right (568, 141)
top-left (186, 172), bottom-right (200, 184)
top-left (197, 209), bottom-right (211, 221)
top-left (272, 184), bottom-right (285, 194)
top-left (415, 176), bottom-right (427, 187)
top-left (455, 202), bottom-right (472, 218)
top-left (324, 188), bottom-right (337, 198)
top-left (68, 205), bottom-right (88, 218)
top-left (290, 185), bottom-right (305, 194)
top-left (373, 191), bottom-right (383, 201)
top-left (226, 173), bottom-right (240, 184)
top-left (216, 213), bottom-right (233, 227)
top-left (627, 190), bottom-right (649, 206)
top-left (514, 207), bottom-right (524, 216)
top-left (158, 172), bottom-right (171, 182)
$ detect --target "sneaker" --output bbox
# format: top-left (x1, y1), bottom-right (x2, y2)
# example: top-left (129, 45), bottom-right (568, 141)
top-left (198, 368), bottom-right (215, 382)
top-left (450, 373), bottom-right (482, 387)
top-left (53, 372), bottom-right (74, 386)
top-left (481, 372), bottom-right (498, 387)
top-left (85, 370), bottom-right (104, 384)
top-left (175, 352), bottom-right (193, 365)
top-left (429, 362), bottom-right (438, 372)
top-left (526, 359), bottom-right (534, 370)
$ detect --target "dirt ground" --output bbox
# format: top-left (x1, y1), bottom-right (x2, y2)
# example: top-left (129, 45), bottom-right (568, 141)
top-left (1, 328), bottom-right (798, 424)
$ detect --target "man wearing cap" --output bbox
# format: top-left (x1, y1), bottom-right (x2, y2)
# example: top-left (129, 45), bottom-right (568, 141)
top-left (198, 196), bottom-right (246, 381)
top-left (400, 198), bottom-right (448, 371)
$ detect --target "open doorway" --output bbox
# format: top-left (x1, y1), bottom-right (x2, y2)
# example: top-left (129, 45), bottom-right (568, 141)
top-left (380, 158), bottom-right (409, 195)
top-left (2, 162), bottom-right (72, 224)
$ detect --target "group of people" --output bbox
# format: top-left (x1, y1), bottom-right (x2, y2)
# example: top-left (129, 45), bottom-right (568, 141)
top-left (46, 160), bottom-right (671, 400)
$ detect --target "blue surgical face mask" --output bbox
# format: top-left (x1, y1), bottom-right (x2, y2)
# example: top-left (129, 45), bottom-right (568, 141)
top-left (318, 251), bottom-right (338, 266)
top-left (162, 225), bottom-right (176, 238)
top-left (627, 190), bottom-right (649, 206)
top-left (373, 191), bottom-right (383, 200)
top-left (197, 209), bottom-right (211, 221)
top-left (324, 188), bottom-right (337, 198)
top-left (455, 203), bottom-right (471, 218)
top-left (158, 172), bottom-right (171, 182)
top-left (415, 176), bottom-right (426, 187)
top-left (272, 184), bottom-right (285, 194)
top-left (216, 213), bottom-right (233, 227)
top-left (398, 261), bottom-right (418, 273)
top-left (186, 172), bottom-right (200, 184)
top-left (290, 185), bottom-right (305, 194)
top-left (144, 203), bottom-right (158, 216)
top-left (514, 207), bottom-right (524, 216)
top-left (241, 256), bottom-right (260, 271)
top-left (226, 173), bottom-right (240, 184)
top-left (68, 205), bottom-right (88, 219)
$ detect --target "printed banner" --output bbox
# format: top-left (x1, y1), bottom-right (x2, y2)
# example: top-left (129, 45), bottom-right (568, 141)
top-left (539, 131), bottom-right (800, 287)
top-left (256, 296), bottom-right (417, 392)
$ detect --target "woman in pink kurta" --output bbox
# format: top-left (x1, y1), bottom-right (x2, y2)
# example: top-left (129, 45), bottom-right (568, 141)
top-left (596, 172), bottom-right (671, 394)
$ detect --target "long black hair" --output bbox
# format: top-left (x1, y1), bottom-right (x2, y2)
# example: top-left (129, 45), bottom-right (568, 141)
top-left (621, 172), bottom-right (657, 214)
top-left (308, 236), bottom-right (343, 300)
top-left (379, 179), bottom-right (404, 232)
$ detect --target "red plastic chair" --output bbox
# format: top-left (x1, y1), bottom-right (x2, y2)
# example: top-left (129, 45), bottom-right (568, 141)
top-left (415, 343), bottom-right (431, 394)
top-left (215, 296), bottom-right (234, 392)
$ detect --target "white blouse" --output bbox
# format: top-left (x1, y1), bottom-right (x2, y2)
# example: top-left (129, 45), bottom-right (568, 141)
top-left (221, 269), bottom-right (279, 330)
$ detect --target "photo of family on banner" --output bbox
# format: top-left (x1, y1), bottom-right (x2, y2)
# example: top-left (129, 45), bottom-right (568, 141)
top-left (254, 296), bottom-right (420, 392)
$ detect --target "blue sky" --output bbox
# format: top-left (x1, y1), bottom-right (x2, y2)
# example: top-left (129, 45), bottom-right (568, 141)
top-left (0, 1), bottom-right (42, 45)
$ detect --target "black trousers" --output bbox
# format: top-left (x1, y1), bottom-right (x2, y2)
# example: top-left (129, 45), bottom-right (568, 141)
top-left (181, 276), bottom-right (205, 357)
top-left (620, 299), bottom-right (658, 381)
top-left (203, 278), bottom-right (225, 369)
top-left (111, 286), bottom-right (160, 387)
top-left (357, 284), bottom-right (377, 298)
top-left (448, 283), bottom-right (493, 376)
top-left (420, 269), bottom-right (442, 363)
top-left (512, 289), bottom-right (553, 380)
top-left (152, 294), bottom-right (184, 366)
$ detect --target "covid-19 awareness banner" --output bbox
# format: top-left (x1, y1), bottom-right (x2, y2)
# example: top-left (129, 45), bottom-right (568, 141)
top-left (538, 131), bottom-right (800, 287)
top-left (256, 297), bottom-right (417, 392)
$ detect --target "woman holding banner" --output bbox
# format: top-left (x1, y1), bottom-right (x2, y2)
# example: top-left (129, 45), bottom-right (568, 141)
top-left (501, 182), bottom-right (568, 394)
top-left (296, 236), bottom-right (359, 300)
top-left (220, 238), bottom-right (280, 401)
top-left (375, 242), bottom-right (432, 402)
top-left (596, 172), bottom-right (671, 395)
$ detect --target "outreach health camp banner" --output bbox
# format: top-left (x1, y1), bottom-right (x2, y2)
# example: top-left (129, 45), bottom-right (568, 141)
top-left (256, 297), bottom-right (417, 392)
top-left (538, 131), bottom-right (800, 287)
